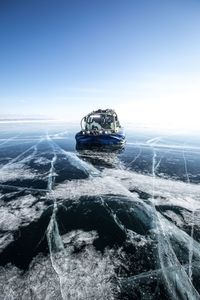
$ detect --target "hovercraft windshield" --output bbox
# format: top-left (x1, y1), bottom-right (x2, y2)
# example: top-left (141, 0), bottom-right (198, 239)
top-left (81, 109), bottom-right (121, 133)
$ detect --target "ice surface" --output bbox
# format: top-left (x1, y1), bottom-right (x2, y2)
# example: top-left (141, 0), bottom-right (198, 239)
top-left (0, 124), bottom-right (200, 299)
top-left (0, 230), bottom-right (121, 300)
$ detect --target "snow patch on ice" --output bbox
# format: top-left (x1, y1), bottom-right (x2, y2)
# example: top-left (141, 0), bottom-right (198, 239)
top-left (0, 230), bottom-right (120, 300)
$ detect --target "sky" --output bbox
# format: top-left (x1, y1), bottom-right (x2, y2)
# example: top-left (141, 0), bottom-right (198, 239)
top-left (0, 0), bottom-right (200, 130)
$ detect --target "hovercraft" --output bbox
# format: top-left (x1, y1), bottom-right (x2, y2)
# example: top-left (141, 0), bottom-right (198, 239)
top-left (75, 109), bottom-right (125, 147)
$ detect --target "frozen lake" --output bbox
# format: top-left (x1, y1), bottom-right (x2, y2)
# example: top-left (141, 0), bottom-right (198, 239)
top-left (0, 121), bottom-right (200, 299)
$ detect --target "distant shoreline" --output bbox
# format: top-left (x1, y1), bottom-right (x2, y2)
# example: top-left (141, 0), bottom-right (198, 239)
top-left (0, 119), bottom-right (55, 123)
top-left (0, 119), bottom-right (80, 125)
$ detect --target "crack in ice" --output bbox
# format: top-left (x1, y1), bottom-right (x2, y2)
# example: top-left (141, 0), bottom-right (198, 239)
top-left (183, 147), bottom-right (195, 282)
top-left (147, 139), bottom-right (200, 299)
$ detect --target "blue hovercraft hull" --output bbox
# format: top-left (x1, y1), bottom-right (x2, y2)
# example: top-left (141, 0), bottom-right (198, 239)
top-left (75, 130), bottom-right (125, 146)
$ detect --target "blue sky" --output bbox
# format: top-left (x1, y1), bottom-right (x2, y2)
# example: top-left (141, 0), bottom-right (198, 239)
top-left (0, 0), bottom-right (200, 129)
